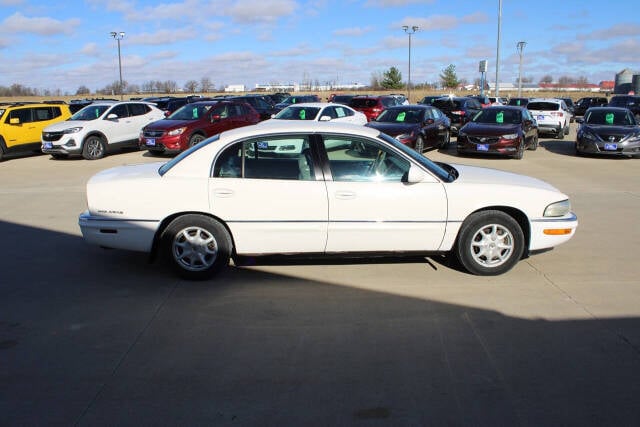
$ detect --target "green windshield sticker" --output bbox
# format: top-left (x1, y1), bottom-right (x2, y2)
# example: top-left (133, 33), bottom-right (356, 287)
top-left (397, 112), bottom-right (406, 122)
top-left (606, 113), bottom-right (614, 124)
top-left (192, 108), bottom-right (199, 119)
top-left (516, 100), bottom-right (521, 106)
top-left (299, 110), bottom-right (306, 120)
top-left (496, 111), bottom-right (504, 123)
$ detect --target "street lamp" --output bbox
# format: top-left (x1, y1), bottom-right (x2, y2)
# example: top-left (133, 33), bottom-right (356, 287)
top-left (517, 41), bottom-right (527, 97)
top-left (110, 31), bottom-right (125, 99)
top-left (402, 25), bottom-right (419, 103)
top-left (495, 0), bottom-right (502, 97)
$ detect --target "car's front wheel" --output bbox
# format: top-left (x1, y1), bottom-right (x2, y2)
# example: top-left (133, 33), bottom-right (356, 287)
top-left (82, 135), bottom-right (106, 160)
top-left (414, 136), bottom-right (424, 153)
top-left (454, 210), bottom-right (525, 276)
top-left (441, 130), bottom-right (451, 148)
top-left (528, 134), bottom-right (538, 151)
top-left (188, 134), bottom-right (205, 148)
top-left (161, 214), bottom-right (232, 280)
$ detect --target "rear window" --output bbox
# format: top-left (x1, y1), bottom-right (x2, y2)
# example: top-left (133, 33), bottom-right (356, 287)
top-left (433, 99), bottom-right (462, 110)
top-left (350, 99), bottom-right (378, 108)
top-left (527, 102), bottom-right (560, 111)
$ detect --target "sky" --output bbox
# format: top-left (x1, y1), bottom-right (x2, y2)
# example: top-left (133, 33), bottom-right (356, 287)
top-left (0, 0), bottom-right (639, 94)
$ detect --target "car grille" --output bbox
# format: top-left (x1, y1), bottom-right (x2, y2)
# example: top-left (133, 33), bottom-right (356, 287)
top-left (143, 130), bottom-right (165, 138)
top-left (42, 131), bottom-right (64, 142)
top-left (469, 136), bottom-right (500, 145)
top-left (597, 133), bottom-right (624, 143)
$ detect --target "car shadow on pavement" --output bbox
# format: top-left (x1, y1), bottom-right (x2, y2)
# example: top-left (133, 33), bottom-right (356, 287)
top-left (1, 219), bottom-right (640, 426)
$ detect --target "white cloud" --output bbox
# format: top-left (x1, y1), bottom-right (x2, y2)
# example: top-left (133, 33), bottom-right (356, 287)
top-left (333, 27), bottom-right (373, 37)
top-left (226, 0), bottom-right (297, 24)
top-left (0, 12), bottom-right (79, 36)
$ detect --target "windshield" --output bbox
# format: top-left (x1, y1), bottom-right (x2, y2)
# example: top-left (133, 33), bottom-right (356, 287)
top-left (350, 99), bottom-right (377, 108)
top-left (433, 99), bottom-right (461, 110)
top-left (376, 108), bottom-right (424, 123)
top-left (472, 108), bottom-right (521, 124)
top-left (70, 105), bottom-right (111, 120)
top-left (377, 132), bottom-right (454, 182)
top-left (168, 103), bottom-right (216, 120)
top-left (0, 108), bottom-right (5, 119)
top-left (274, 106), bottom-right (321, 120)
top-left (584, 109), bottom-right (636, 126)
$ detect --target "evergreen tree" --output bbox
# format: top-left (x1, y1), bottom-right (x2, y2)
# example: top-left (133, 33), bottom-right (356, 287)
top-left (439, 64), bottom-right (459, 89)
top-left (381, 67), bottom-right (403, 90)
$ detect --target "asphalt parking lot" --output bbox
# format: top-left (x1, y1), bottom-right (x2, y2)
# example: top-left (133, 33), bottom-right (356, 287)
top-left (1, 125), bottom-right (639, 426)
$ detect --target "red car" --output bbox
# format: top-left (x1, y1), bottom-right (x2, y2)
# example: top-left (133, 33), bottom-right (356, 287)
top-left (348, 95), bottom-right (398, 121)
top-left (140, 100), bottom-right (260, 155)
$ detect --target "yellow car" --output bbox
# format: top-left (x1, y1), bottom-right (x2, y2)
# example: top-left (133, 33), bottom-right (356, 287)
top-left (0, 102), bottom-right (72, 161)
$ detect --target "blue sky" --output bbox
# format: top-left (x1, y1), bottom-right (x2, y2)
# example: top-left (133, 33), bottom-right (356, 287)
top-left (1, 0), bottom-right (638, 94)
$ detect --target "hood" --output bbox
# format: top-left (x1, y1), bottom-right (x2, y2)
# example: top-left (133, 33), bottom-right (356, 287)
top-left (582, 124), bottom-right (638, 136)
top-left (451, 163), bottom-right (559, 192)
top-left (460, 122), bottom-right (521, 136)
top-left (366, 122), bottom-right (418, 136)
top-left (144, 118), bottom-right (197, 131)
top-left (44, 120), bottom-right (91, 132)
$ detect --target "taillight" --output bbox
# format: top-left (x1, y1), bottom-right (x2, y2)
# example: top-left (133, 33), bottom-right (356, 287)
top-left (551, 112), bottom-right (563, 117)
top-left (452, 110), bottom-right (465, 115)
top-left (372, 108), bottom-right (382, 113)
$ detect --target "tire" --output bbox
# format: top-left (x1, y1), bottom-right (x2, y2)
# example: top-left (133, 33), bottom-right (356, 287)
top-left (441, 130), bottom-right (451, 148)
top-left (414, 136), bottom-right (424, 153)
top-left (161, 214), bottom-right (232, 280)
top-left (0, 147), bottom-right (4, 162)
top-left (564, 124), bottom-right (570, 135)
top-left (527, 135), bottom-right (538, 151)
top-left (454, 210), bottom-right (525, 276)
top-left (188, 134), bottom-right (205, 148)
top-left (514, 142), bottom-right (524, 159)
top-left (82, 135), bottom-right (106, 160)
top-left (556, 125), bottom-right (564, 140)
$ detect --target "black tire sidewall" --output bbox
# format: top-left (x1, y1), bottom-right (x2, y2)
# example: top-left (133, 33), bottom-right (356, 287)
top-left (161, 214), bottom-right (232, 280)
top-left (82, 136), bottom-right (106, 160)
top-left (455, 210), bottom-right (525, 276)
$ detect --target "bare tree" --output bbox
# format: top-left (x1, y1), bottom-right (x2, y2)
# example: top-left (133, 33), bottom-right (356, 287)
top-left (184, 80), bottom-right (198, 93)
top-left (539, 75), bottom-right (554, 84)
top-left (200, 77), bottom-right (213, 93)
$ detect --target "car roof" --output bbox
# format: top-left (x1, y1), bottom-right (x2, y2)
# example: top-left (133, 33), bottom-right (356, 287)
top-left (280, 102), bottom-right (350, 108)
top-left (585, 106), bottom-right (631, 112)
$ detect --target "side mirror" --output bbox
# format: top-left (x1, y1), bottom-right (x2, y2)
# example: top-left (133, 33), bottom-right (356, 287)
top-left (319, 115), bottom-right (332, 122)
top-left (425, 118), bottom-right (435, 125)
top-left (107, 113), bottom-right (119, 120)
top-left (524, 119), bottom-right (533, 126)
top-left (9, 117), bottom-right (20, 125)
top-left (211, 114), bottom-right (221, 122)
top-left (406, 164), bottom-right (425, 183)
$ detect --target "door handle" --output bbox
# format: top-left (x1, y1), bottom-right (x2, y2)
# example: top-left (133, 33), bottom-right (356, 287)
top-left (213, 188), bottom-right (234, 198)
top-left (335, 191), bottom-right (356, 200)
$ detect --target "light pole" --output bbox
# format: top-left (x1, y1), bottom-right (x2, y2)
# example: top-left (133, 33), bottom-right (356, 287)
top-left (495, 0), bottom-right (502, 97)
top-left (110, 31), bottom-right (125, 99)
top-left (402, 25), bottom-right (418, 103)
top-left (517, 41), bottom-right (527, 97)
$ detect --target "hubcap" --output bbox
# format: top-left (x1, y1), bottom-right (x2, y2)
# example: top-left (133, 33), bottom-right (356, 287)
top-left (173, 226), bottom-right (218, 271)
top-left (469, 223), bottom-right (514, 268)
top-left (87, 140), bottom-right (103, 157)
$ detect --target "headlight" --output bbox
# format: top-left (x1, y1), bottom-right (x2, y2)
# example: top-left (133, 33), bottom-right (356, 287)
top-left (501, 133), bottom-right (518, 140)
top-left (581, 131), bottom-right (597, 141)
top-left (627, 132), bottom-right (640, 142)
top-left (396, 133), bottom-right (413, 140)
top-left (63, 127), bottom-right (83, 134)
top-left (544, 199), bottom-right (571, 217)
top-left (168, 127), bottom-right (186, 136)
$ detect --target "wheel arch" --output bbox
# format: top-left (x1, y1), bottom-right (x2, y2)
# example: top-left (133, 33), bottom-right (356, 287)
top-left (82, 131), bottom-right (108, 146)
top-left (149, 211), bottom-right (236, 261)
top-left (458, 205), bottom-right (531, 257)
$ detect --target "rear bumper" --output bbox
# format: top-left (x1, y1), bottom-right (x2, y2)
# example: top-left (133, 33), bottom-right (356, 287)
top-left (79, 211), bottom-right (159, 252)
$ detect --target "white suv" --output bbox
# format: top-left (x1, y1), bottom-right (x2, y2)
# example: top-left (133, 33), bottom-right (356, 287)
top-left (41, 101), bottom-right (165, 159)
top-left (527, 98), bottom-right (573, 139)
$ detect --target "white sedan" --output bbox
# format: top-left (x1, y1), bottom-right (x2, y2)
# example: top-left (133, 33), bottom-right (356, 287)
top-left (270, 102), bottom-right (367, 125)
top-left (79, 121), bottom-right (578, 280)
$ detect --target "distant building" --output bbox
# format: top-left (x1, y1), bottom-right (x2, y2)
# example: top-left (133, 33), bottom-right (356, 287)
top-left (224, 85), bottom-right (246, 93)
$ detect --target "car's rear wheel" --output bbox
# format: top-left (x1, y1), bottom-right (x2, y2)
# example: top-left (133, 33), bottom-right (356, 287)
top-left (527, 135), bottom-right (538, 151)
top-left (188, 134), bottom-right (205, 148)
top-left (556, 125), bottom-right (564, 140)
top-left (415, 136), bottom-right (424, 153)
top-left (441, 130), bottom-right (451, 148)
top-left (455, 210), bottom-right (524, 276)
top-left (82, 135), bottom-right (106, 160)
top-left (161, 214), bottom-right (232, 280)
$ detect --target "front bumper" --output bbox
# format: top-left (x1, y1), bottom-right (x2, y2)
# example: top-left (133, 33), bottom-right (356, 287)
top-left (140, 135), bottom-right (184, 154)
top-left (41, 137), bottom-right (83, 155)
top-left (529, 212), bottom-right (578, 251)
top-left (79, 211), bottom-right (159, 253)
top-left (576, 139), bottom-right (640, 156)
